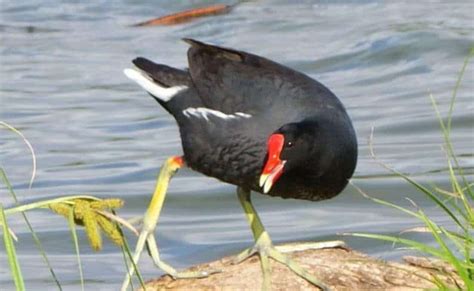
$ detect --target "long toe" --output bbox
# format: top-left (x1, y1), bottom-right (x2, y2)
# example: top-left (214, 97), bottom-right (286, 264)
top-left (171, 268), bottom-right (222, 279)
top-left (267, 247), bottom-right (329, 291)
top-left (275, 240), bottom-right (347, 253)
top-left (233, 240), bottom-right (330, 291)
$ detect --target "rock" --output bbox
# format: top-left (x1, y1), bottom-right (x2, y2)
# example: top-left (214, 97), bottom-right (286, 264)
top-left (142, 242), bottom-right (463, 290)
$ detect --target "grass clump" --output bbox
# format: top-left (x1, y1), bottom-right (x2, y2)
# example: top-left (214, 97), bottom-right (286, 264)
top-left (350, 48), bottom-right (474, 290)
top-left (1, 121), bottom-right (138, 290)
top-left (1, 117), bottom-right (150, 291)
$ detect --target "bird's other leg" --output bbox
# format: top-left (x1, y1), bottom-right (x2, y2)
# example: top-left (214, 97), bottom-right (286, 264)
top-left (121, 156), bottom-right (215, 291)
top-left (235, 187), bottom-right (335, 291)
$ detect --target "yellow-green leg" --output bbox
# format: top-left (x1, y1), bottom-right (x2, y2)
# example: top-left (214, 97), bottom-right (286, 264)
top-left (121, 157), bottom-right (217, 291)
top-left (236, 187), bottom-right (338, 291)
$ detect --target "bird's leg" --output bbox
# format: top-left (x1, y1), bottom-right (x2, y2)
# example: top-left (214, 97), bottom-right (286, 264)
top-left (121, 156), bottom-right (216, 291)
top-left (235, 187), bottom-right (335, 291)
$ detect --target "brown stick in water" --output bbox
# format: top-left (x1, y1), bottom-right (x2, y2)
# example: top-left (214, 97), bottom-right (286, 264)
top-left (132, 4), bottom-right (233, 27)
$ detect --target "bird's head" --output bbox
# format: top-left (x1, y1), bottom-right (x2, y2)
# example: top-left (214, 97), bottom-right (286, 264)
top-left (259, 120), bottom-right (325, 193)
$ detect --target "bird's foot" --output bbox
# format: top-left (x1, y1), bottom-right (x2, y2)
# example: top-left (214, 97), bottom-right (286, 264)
top-left (148, 235), bottom-right (220, 279)
top-left (233, 232), bottom-right (333, 291)
top-left (147, 229), bottom-right (223, 279)
top-left (121, 229), bottom-right (219, 291)
top-left (153, 254), bottom-right (220, 280)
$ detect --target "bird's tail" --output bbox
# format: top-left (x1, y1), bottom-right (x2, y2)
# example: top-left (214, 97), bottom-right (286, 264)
top-left (132, 57), bottom-right (191, 87)
top-left (124, 57), bottom-right (191, 102)
top-left (124, 57), bottom-right (201, 116)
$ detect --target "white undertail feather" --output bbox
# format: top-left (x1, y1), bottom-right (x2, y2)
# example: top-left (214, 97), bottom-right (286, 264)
top-left (183, 107), bottom-right (252, 121)
top-left (123, 68), bottom-right (188, 102)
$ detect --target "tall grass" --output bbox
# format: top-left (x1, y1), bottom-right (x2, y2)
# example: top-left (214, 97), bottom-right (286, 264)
top-left (0, 203), bottom-right (25, 291)
top-left (1, 123), bottom-right (145, 290)
top-left (0, 170), bottom-right (146, 290)
top-left (1, 122), bottom-right (63, 289)
top-left (350, 48), bottom-right (474, 289)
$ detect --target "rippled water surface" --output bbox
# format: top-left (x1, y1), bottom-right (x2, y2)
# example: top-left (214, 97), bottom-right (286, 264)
top-left (1, 1), bottom-right (473, 290)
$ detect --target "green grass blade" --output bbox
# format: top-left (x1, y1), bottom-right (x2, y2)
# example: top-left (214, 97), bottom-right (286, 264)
top-left (441, 227), bottom-right (472, 269)
top-left (121, 234), bottom-right (146, 289)
top-left (115, 208), bottom-right (145, 290)
top-left (4, 195), bottom-right (100, 216)
top-left (391, 169), bottom-right (465, 231)
top-left (68, 208), bottom-right (85, 291)
top-left (120, 243), bottom-right (135, 291)
top-left (349, 182), bottom-right (424, 219)
top-left (422, 216), bottom-right (472, 289)
top-left (0, 168), bottom-right (62, 289)
top-left (444, 198), bottom-right (469, 222)
top-left (447, 230), bottom-right (473, 245)
top-left (0, 121), bottom-right (37, 189)
top-left (447, 47), bottom-right (474, 134)
top-left (445, 158), bottom-right (473, 221)
top-left (368, 131), bottom-right (466, 231)
top-left (446, 47), bottom-right (474, 199)
top-left (0, 204), bottom-right (26, 291)
top-left (430, 94), bottom-right (474, 202)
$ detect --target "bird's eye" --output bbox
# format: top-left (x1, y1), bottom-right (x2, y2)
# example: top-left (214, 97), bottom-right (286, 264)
top-left (287, 141), bottom-right (293, 148)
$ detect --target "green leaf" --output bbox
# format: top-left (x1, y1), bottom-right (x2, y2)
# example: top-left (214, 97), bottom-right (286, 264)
top-left (0, 204), bottom-right (25, 291)
top-left (68, 208), bottom-right (85, 291)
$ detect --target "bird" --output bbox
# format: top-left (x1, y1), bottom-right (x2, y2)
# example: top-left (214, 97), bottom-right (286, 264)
top-left (121, 39), bottom-right (357, 291)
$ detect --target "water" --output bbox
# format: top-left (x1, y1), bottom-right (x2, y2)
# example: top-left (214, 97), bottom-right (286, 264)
top-left (1, 0), bottom-right (473, 289)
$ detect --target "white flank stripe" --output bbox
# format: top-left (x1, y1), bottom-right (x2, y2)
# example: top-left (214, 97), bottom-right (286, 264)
top-left (182, 107), bottom-right (252, 121)
top-left (123, 68), bottom-right (188, 102)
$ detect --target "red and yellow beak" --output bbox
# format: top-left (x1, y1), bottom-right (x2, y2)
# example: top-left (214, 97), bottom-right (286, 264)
top-left (259, 134), bottom-right (286, 193)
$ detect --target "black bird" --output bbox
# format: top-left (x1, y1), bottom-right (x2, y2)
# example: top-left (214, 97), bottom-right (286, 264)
top-left (122, 39), bottom-right (357, 291)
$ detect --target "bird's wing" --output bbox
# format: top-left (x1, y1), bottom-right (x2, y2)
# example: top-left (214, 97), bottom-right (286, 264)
top-left (184, 39), bottom-right (325, 120)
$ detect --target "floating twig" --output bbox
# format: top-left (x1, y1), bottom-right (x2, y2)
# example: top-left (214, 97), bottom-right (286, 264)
top-left (132, 4), bottom-right (234, 27)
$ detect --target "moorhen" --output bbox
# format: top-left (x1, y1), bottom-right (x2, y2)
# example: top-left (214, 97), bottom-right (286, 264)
top-left (122, 39), bottom-right (357, 290)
